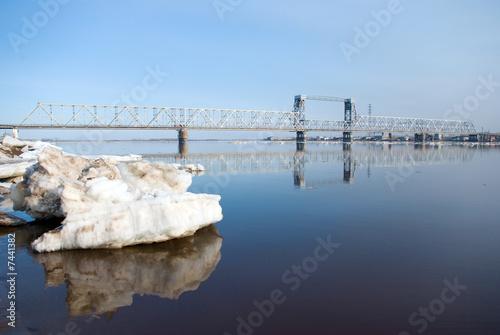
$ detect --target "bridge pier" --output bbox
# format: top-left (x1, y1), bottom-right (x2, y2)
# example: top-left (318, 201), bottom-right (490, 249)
top-left (343, 132), bottom-right (353, 143)
top-left (12, 129), bottom-right (19, 139)
top-left (468, 134), bottom-right (478, 142)
top-left (296, 131), bottom-right (306, 143)
top-left (414, 133), bottom-right (425, 143)
top-left (178, 128), bottom-right (188, 144)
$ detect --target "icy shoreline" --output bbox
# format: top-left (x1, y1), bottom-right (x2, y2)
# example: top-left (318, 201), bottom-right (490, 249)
top-left (0, 136), bottom-right (222, 252)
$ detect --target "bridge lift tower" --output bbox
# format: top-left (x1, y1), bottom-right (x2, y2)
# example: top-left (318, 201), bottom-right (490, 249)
top-left (293, 95), bottom-right (356, 143)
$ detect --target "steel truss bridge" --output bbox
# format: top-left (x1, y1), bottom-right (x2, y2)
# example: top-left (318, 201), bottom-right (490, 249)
top-left (1, 96), bottom-right (476, 135)
top-left (144, 145), bottom-right (476, 187)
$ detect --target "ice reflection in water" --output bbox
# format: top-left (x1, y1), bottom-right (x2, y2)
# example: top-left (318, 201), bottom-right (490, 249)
top-left (33, 225), bottom-right (222, 316)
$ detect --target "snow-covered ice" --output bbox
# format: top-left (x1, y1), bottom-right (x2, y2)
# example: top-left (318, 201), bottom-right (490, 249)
top-left (0, 182), bottom-right (14, 193)
top-left (181, 163), bottom-right (206, 172)
top-left (83, 154), bottom-right (142, 162)
top-left (0, 160), bottom-right (36, 179)
top-left (32, 181), bottom-right (222, 251)
top-left (2, 135), bottom-right (27, 148)
top-left (11, 147), bottom-right (91, 219)
top-left (6, 142), bottom-right (222, 251)
top-left (0, 135), bottom-right (63, 180)
top-left (118, 160), bottom-right (192, 194)
top-left (0, 211), bottom-right (27, 226)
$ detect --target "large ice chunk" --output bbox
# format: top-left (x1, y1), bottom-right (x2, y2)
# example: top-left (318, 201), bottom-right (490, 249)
top-left (32, 177), bottom-right (222, 251)
top-left (0, 160), bottom-right (36, 179)
top-left (2, 135), bottom-right (27, 148)
top-left (118, 160), bottom-right (192, 193)
top-left (0, 211), bottom-right (27, 226)
top-left (9, 145), bottom-right (222, 251)
top-left (11, 147), bottom-right (90, 219)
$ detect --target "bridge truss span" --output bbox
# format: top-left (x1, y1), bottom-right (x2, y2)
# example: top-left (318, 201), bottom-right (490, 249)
top-left (306, 115), bottom-right (476, 134)
top-left (11, 102), bottom-right (476, 135)
top-left (351, 115), bottom-right (476, 133)
top-left (18, 103), bottom-right (299, 131)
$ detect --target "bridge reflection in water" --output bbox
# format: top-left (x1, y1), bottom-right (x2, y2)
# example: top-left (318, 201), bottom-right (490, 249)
top-left (144, 143), bottom-right (476, 189)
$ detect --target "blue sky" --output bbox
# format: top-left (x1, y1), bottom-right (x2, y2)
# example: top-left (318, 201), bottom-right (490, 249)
top-left (1, 0), bottom-right (499, 139)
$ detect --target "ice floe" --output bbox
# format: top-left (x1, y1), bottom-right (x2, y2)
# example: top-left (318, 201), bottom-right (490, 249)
top-left (0, 136), bottom-right (61, 180)
top-left (4, 139), bottom-right (222, 252)
top-left (2, 135), bottom-right (27, 148)
top-left (11, 147), bottom-right (91, 220)
top-left (0, 160), bottom-right (36, 179)
top-left (118, 160), bottom-right (192, 194)
top-left (0, 211), bottom-right (27, 226)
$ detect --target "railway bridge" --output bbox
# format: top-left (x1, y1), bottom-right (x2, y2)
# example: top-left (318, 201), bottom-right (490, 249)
top-left (0, 95), bottom-right (476, 143)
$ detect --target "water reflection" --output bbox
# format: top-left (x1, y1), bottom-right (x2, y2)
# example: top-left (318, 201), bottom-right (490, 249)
top-left (342, 144), bottom-right (355, 184)
top-left (145, 143), bottom-right (478, 188)
top-left (178, 141), bottom-right (189, 157)
top-left (33, 225), bottom-right (222, 317)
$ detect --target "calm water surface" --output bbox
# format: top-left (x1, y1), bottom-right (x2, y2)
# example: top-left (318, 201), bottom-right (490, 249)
top-left (1, 141), bottom-right (499, 335)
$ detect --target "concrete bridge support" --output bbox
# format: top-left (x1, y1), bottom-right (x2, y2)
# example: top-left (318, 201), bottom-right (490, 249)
top-left (468, 134), bottom-right (478, 142)
top-left (178, 128), bottom-right (188, 144)
top-left (415, 133), bottom-right (425, 143)
top-left (12, 129), bottom-right (19, 139)
top-left (343, 131), bottom-right (352, 143)
top-left (296, 131), bottom-right (306, 143)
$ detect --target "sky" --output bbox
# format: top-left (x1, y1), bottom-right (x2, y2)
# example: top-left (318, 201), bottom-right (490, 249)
top-left (0, 0), bottom-right (499, 140)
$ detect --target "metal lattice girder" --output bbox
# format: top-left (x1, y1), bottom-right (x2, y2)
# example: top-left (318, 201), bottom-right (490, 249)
top-left (14, 103), bottom-right (476, 134)
top-left (297, 95), bottom-right (357, 129)
top-left (293, 96), bottom-right (306, 130)
top-left (19, 103), bottom-right (300, 130)
top-left (144, 146), bottom-right (475, 175)
top-left (306, 115), bottom-right (476, 134)
top-left (302, 95), bottom-right (348, 103)
top-left (350, 115), bottom-right (476, 133)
